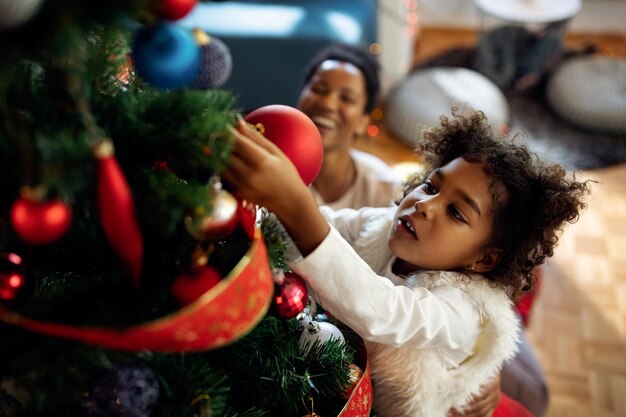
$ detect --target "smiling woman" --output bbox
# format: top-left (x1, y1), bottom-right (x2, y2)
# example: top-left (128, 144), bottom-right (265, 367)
top-left (296, 43), bottom-right (404, 210)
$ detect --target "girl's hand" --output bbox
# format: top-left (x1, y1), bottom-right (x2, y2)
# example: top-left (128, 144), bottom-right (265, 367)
top-left (223, 119), bottom-right (330, 256)
top-left (447, 372), bottom-right (501, 417)
top-left (223, 119), bottom-right (303, 211)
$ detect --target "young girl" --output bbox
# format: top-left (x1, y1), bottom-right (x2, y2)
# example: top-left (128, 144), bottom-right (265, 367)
top-left (223, 108), bottom-right (590, 417)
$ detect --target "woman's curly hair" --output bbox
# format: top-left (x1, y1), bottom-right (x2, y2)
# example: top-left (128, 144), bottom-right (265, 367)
top-left (406, 106), bottom-right (592, 301)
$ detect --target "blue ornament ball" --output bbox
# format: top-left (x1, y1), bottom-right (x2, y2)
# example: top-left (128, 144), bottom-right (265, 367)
top-left (132, 23), bottom-right (200, 89)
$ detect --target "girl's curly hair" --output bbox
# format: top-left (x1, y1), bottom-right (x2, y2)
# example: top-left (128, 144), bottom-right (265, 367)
top-left (406, 106), bottom-right (592, 301)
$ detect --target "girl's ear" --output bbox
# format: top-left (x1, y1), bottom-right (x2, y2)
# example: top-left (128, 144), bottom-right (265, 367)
top-left (470, 247), bottom-right (504, 273)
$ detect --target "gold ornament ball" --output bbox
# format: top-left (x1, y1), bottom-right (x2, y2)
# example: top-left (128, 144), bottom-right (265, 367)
top-left (185, 189), bottom-right (238, 241)
top-left (342, 363), bottom-right (364, 399)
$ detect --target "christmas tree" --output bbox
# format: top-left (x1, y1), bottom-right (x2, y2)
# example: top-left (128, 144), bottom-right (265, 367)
top-left (0, 1), bottom-right (370, 416)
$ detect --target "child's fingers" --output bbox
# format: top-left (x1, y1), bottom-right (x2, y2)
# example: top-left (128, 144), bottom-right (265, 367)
top-left (233, 119), bottom-right (282, 155)
top-left (221, 157), bottom-right (249, 192)
top-left (229, 125), bottom-right (270, 163)
top-left (224, 154), bottom-right (249, 178)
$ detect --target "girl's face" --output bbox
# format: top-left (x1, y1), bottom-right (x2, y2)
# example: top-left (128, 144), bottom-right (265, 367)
top-left (389, 157), bottom-right (502, 274)
top-left (297, 60), bottom-right (370, 153)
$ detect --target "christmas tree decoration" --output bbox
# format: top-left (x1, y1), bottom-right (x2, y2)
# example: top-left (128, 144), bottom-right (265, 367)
top-left (132, 23), bottom-right (200, 89)
top-left (337, 360), bottom-right (372, 417)
top-left (10, 194), bottom-right (72, 245)
top-left (341, 364), bottom-right (364, 399)
top-left (0, 1), bottom-right (364, 413)
top-left (0, 253), bottom-right (25, 302)
top-left (82, 363), bottom-right (159, 417)
top-left (302, 396), bottom-right (322, 417)
top-left (185, 182), bottom-right (238, 241)
top-left (94, 140), bottom-right (143, 287)
top-left (0, 0), bottom-right (44, 30)
top-left (0, 226), bottom-right (273, 352)
top-left (170, 264), bottom-right (222, 306)
top-left (273, 272), bottom-right (308, 319)
top-left (245, 105), bottom-right (324, 186)
top-left (153, 0), bottom-right (198, 21)
top-left (191, 29), bottom-right (233, 89)
top-left (237, 198), bottom-right (257, 240)
top-left (298, 320), bottom-right (345, 354)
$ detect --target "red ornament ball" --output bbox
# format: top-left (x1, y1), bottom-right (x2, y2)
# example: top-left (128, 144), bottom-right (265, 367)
top-left (0, 253), bottom-right (25, 302)
top-left (273, 272), bottom-right (308, 318)
top-left (153, 0), bottom-right (198, 20)
top-left (10, 197), bottom-right (72, 245)
top-left (245, 105), bottom-right (323, 186)
top-left (171, 265), bottom-right (222, 306)
top-left (237, 198), bottom-right (257, 240)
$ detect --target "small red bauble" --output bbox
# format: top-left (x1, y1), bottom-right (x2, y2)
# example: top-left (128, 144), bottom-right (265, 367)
top-left (237, 198), bottom-right (257, 240)
top-left (273, 272), bottom-right (308, 318)
top-left (245, 105), bottom-right (323, 186)
top-left (0, 252), bottom-right (25, 302)
top-left (10, 197), bottom-right (72, 245)
top-left (171, 265), bottom-right (222, 306)
top-left (153, 0), bottom-right (198, 20)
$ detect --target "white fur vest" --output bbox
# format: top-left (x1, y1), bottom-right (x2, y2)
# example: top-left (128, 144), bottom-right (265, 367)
top-left (352, 209), bottom-right (520, 417)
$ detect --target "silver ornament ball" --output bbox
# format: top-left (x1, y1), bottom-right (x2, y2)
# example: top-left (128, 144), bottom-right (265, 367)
top-left (298, 320), bottom-right (345, 354)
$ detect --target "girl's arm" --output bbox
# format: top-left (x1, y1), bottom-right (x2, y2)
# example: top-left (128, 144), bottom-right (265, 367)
top-left (290, 226), bottom-right (480, 354)
top-left (224, 121), bottom-right (480, 358)
top-left (223, 120), bottom-right (329, 256)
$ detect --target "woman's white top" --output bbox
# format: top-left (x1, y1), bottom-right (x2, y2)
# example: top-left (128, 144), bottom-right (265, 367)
top-left (311, 149), bottom-right (403, 210)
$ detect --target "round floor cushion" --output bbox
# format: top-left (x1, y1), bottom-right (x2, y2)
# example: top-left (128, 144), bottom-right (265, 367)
top-left (385, 67), bottom-right (509, 147)
top-left (547, 56), bottom-right (626, 134)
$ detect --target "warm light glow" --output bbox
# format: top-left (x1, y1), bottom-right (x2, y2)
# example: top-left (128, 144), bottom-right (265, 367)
top-left (405, 0), bottom-right (418, 11)
top-left (370, 108), bottom-right (383, 121)
top-left (367, 124), bottom-right (379, 137)
top-left (8, 274), bottom-right (23, 288)
top-left (369, 42), bottom-right (382, 55)
top-left (7, 253), bottom-right (22, 265)
top-left (405, 25), bottom-right (416, 38)
top-left (406, 12), bottom-right (419, 25)
top-left (392, 161), bottom-right (427, 182)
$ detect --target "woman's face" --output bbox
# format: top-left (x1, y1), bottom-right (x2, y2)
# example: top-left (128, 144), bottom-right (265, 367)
top-left (388, 157), bottom-right (502, 274)
top-left (297, 60), bottom-right (370, 153)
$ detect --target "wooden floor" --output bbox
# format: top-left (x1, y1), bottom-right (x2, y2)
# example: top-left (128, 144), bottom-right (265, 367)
top-left (356, 27), bottom-right (626, 417)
